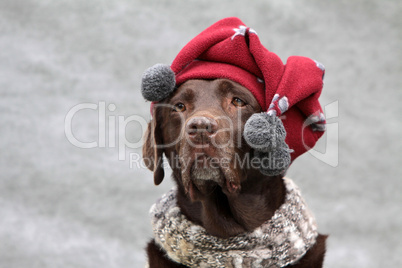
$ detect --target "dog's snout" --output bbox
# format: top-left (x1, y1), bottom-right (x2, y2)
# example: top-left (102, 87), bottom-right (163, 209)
top-left (186, 116), bottom-right (218, 142)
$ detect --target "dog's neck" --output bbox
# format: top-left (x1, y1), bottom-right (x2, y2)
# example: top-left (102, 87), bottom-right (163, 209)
top-left (174, 169), bottom-right (286, 238)
top-left (150, 177), bottom-right (319, 267)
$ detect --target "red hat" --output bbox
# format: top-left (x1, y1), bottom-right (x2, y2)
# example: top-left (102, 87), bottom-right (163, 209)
top-left (141, 17), bottom-right (326, 175)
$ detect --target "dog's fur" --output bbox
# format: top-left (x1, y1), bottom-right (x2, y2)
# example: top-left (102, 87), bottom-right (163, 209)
top-left (143, 79), bottom-right (327, 267)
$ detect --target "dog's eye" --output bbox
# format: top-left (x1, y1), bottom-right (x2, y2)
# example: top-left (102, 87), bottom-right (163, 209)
top-left (173, 103), bottom-right (186, 112)
top-left (232, 97), bottom-right (246, 107)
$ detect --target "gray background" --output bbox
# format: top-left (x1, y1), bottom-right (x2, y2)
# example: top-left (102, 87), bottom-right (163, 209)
top-left (1, 0), bottom-right (401, 267)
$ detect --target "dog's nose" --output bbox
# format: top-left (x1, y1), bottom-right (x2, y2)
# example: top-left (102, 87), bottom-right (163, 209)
top-left (186, 116), bottom-right (218, 142)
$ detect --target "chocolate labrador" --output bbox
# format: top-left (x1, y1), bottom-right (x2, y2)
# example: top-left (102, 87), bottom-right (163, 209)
top-left (143, 79), bottom-right (327, 267)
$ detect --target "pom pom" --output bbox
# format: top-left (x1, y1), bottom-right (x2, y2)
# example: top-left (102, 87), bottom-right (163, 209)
top-left (243, 113), bottom-right (286, 152)
top-left (141, 64), bottom-right (176, 102)
top-left (244, 112), bottom-right (292, 176)
top-left (254, 142), bottom-right (292, 176)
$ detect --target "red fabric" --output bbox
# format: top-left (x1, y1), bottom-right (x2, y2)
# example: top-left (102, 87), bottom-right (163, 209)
top-left (170, 17), bottom-right (325, 160)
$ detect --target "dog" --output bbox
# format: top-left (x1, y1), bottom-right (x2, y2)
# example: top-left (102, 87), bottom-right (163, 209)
top-left (141, 17), bottom-right (327, 267)
top-left (143, 79), bottom-right (327, 267)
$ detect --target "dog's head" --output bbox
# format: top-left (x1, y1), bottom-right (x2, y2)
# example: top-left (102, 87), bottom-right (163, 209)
top-left (143, 79), bottom-right (262, 201)
top-left (141, 18), bottom-right (326, 201)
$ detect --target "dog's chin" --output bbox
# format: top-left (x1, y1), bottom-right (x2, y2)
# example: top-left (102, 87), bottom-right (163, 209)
top-left (191, 165), bottom-right (223, 192)
top-left (179, 150), bottom-right (243, 200)
top-left (181, 155), bottom-right (232, 201)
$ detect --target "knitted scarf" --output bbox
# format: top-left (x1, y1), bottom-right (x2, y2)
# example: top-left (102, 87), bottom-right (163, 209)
top-left (149, 177), bottom-right (318, 267)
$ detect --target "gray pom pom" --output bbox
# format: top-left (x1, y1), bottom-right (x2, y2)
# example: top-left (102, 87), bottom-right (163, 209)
top-left (141, 64), bottom-right (176, 102)
top-left (254, 143), bottom-right (292, 176)
top-left (244, 113), bottom-right (292, 176)
top-left (243, 113), bottom-right (287, 152)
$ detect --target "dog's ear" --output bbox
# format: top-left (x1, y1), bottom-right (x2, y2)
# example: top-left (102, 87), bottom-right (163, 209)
top-left (142, 110), bottom-right (165, 185)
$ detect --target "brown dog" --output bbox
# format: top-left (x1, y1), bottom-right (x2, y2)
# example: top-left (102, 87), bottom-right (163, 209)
top-left (143, 79), bottom-right (327, 267)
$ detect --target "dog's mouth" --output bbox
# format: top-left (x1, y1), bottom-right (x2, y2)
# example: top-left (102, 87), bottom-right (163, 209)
top-left (180, 152), bottom-right (241, 201)
top-left (190, 165), bottom-right (222, 196)
top-left (190, 154), bottom-right (224, 190)
top-left (191, 155), bottom-right (222, 182)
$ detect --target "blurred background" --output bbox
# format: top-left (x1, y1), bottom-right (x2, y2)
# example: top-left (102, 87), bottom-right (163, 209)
top-left (0, 0), bottom-right (401, 267)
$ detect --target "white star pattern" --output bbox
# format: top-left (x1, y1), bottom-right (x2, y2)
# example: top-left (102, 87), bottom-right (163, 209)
top-left (313, 60), bottom-right (325, 81)
top-left (231, 25), bottom-right (257, 40)
top-left (313, 60), bottom-right (325, 72)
